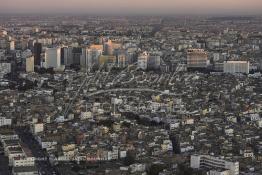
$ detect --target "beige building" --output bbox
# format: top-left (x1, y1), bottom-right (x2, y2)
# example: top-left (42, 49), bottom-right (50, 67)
top-left (26, 56), bottom-right (34, 72)
top-left (187, 49), bottom-right (208, 68)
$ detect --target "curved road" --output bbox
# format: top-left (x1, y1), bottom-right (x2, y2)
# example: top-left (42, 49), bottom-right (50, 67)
top-left (84, 88), bottom-right (177, 97)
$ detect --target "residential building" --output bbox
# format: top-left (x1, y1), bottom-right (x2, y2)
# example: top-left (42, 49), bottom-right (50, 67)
top-left (223, 61), bottom-right (249, 74)
top-left (187, 49), bottom-right (208, 68)
top-left (190, 155), bottom-right (239, 175)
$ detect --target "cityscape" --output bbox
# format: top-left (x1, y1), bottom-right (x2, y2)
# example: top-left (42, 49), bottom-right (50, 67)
top-left (0, 1), bottom-right (262, 175)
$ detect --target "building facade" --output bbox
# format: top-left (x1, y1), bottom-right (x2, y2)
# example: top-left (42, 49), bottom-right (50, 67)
top-left (187, 49), bottom-right (208, 68)
top-left (223, 61), bottom-right (249, 74)
top-left (26, 56), bottom-right (34, 72)
top-left (44, 47), bottom-right (61, 69)
top-left (190, 155), bottom-right (239, 175)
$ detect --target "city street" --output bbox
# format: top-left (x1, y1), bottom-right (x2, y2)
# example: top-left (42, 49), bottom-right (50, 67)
top-left (16, 127), bottom-right (57, 175)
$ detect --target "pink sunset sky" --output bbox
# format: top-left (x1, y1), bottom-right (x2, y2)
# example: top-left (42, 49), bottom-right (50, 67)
top-left (1, 0), bottom-right (262, 14)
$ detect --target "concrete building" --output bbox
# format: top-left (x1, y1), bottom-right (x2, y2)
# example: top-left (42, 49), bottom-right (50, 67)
top-left (0, 117), bottom-right (12, 127)
top-left (12, 166), bottom-right (38, 175)
top-left (104, 40), bottom-right (114, 55)
top-left (187, 49), bottom-right (208, 68)
top-left (81, 47), bottom-right (102, 70)
top-left (117, 53), bottom-right (128, 68)
top-left (44, 47), bottom-right (61, 69)
top-left (148, 53), bottom-right (161, 70)
top-left (33, 42), bottom-right (42, 66)
top-left (223, 61), bottom-right (249, 74)
top-left (9, 40), bottom-right (15, 51)
top-left (98, 55), bottom-right (116, 69)
top-left (71, 47), bottom-right (82, 65)
top-left (0, 62), bottom-right (11, 78)
top-left (26, 56), bottom-right (34, 72)
top-left (138, 52), bottom-right (149, 70)
top-left (63, 47), bottom-right (73, 66)
top-left (190, 155), bottom-right (239, 175)
top-left (31, 123), bottom-right (44, 134)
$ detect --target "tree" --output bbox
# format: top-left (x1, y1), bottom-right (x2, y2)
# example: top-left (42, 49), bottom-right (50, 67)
top-left (147, 163), bottom-right (166, 175)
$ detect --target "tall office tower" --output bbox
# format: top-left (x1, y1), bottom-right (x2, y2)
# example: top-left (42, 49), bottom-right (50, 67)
top-left (60, 47), bottom-right (69, 66)
top-left (223, 61), bottom-right (250, 74)
top-left (187, 49), bottom-right (208, 68)
top-left (81, 47), bottom-right (103, 70)
top-left (104, 40), bottom-right (114, 55)
top-left (44, 47), bottom-right (61, 69)
top-left (138, 52), bottom-right (149, 70)
top-left (72, 47), bottom-right (82, 65)
top-left (117, 53), bottom-right (127, 68)
top-left (26, 56), bottom-right (34, 72)
top-left (65, 47), bottom-right (73, 66)
top-left (126, 47), bottom-right (138, 64)
top-left (33, 43), bottom-right (42, 66)
top-left (9, 41), bottom-right (15, 51)
top-left (28, 40), bottom-right (36, 51)
top-left (148, 53), bottom-right (161, 70)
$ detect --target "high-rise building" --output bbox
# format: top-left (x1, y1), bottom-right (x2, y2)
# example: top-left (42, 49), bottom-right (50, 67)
top-left (117, 53), bottom-right (127, 68)
top-left (98, 55), bottom-right (116, 66)
top-left (138, 52), bottom-right (149, 70)
top-left (9, 41), bottom-right (15, 51)
top-left (33, 43), bottom-right (42, 66)
top-left (44, 47), bottom-right (61, 69)
top-left (126, 48), bottom-right (138, 64)
top-left (61, 46), bottom-right (72, 66)
top-left (26, 56), bottom-right (34, 72)
top-left (223, 61), bottom-right (249, 74)
top-left (81, 47), bottom-right (102, 69)
top-left (61, 47), bottom-right (68, 66)
top-left (104, 40), bottom-right (114, 55)
top-left (148, 52), bottom-right (161, 70)
top-left (72, 47), bottom-right (82, 65)
top-left (187, 49), bottom-right (208, 68)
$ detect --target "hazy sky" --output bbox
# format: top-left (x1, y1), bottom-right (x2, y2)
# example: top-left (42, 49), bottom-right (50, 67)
top-left (1, 0), bottom-right (262, 15)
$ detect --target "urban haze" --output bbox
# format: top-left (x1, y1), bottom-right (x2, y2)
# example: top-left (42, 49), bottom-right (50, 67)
top-left (0, 1), bottom-right (262, 175)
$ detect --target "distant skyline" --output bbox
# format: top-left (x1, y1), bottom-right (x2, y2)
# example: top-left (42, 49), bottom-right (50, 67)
top-left (1, 0), bottom-right (262, 15)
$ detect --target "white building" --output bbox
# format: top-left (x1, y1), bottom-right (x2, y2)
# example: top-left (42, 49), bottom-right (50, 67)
top-left (31, 123), bottom-right (44, 134)
top-left (223, 61), bottom-right (249, 74)
top-left (12, 166), bottom-right (38, 175)
top-left (138, 52), bottom-right (149, 70)
top-left (10, 40), bottom-right (15, 51)
top-left (44, 47), bottom-right (61, 69)
top-left (12, 156), bottom-right (35, 167)
top-left (107, 146), bottom-right (119, 160)
top-left (0, 117), bottom-right (12, 126)
top-left (190, 155), bottom-right (239, 175)
top-left (26, 56), bottom-right (34, 72)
